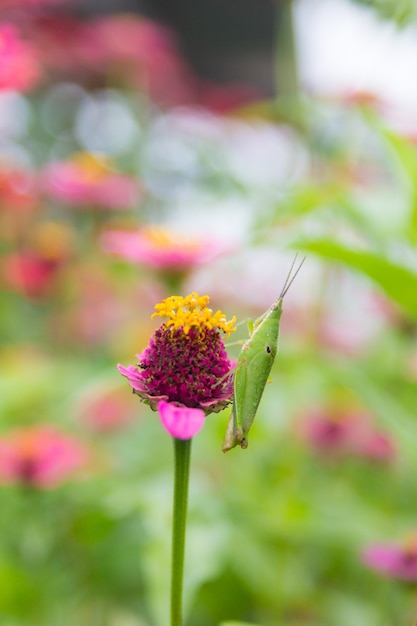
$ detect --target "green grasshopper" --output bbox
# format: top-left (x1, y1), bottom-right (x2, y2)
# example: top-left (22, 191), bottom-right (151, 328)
top-left (222, 256), bottom-right (305, 452)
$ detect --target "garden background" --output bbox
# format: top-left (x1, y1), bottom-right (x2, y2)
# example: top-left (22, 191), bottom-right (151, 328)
top-left (2, 0), bottom-right (417, 624)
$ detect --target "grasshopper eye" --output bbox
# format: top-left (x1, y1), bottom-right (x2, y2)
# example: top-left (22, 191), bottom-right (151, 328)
top-left (265, 345), bottom-right (271, 354)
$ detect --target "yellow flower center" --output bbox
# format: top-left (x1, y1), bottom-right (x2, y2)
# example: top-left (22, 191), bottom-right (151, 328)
top-left (403, 532), bottom-right (417, 554)
top-left (71, 152), bottom-right (112, 181)
top-left (14, 431), bottom-right (40, 461)
top-left (142, 226), bottom-right (200, 251)
top-left (152, 292), bottom-right (236, 337)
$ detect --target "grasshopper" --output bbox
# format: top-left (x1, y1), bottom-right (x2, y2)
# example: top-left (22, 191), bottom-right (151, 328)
top-left (222, 256), bottom-right (305, 452)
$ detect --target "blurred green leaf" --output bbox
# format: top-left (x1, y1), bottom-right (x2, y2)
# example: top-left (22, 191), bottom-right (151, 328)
top-left (294, 237), bottom-right (417, 316)
top-left (350, 0), bottom-right (417, 26)
top-left (365, 111), bottom-right (417, 244)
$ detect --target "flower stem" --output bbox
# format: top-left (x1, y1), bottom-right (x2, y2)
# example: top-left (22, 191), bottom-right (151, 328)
top-left (275, 0), bottom-right (299, 104)
top-left (171, 437), bottom-right (192, 626)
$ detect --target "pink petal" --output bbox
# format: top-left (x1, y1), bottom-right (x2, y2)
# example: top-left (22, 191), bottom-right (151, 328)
top-left (157, 400), bottom-right (205, 439)
top-left (362, 544), bottom-right (417, 580)
top-left (362, 545), bottom-right (399, 573)
top-left (117, 363), bottom-right (146, 391)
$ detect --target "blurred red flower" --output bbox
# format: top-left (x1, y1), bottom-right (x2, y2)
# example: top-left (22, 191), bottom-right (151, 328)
top-left (2, 253), bottom-right (60, 298)
top-left (0, 426), bottom-right (88, 488)
top-left (2, 221), bottom-right (73, 298)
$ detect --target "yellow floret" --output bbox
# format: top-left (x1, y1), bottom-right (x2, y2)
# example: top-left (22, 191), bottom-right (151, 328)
top-left (141, 227), bottom-right (200, 252)
top-left (152, 292), bottom-right (236, 337)
top-left (71, 152), bottom-right (112, 181)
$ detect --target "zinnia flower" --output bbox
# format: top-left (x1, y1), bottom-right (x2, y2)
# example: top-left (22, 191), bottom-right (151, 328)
top-left (297, 408), bottom-right (395, 462)
top-left (118, 292), bottom-right (236, 438)
top-left (42, 152), bottom-right (140, 209)
top-left (101, 226), bottom-right (232, 271)
top-left (362, 535), bottom-right (417, 581)
top-left (0, 426), bottom-right (88, 488)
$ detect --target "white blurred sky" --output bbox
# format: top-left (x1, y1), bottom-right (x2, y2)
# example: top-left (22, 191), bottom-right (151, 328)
top-left (295, 0), bottom-right (417, 127)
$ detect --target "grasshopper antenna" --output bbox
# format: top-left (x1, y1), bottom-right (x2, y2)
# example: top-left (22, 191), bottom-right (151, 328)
top-left (280, 254), bottom-right (306, 299)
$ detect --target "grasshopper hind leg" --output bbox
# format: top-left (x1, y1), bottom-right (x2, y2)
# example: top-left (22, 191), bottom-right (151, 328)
top-left (222, 405), bottom-right (245, 453)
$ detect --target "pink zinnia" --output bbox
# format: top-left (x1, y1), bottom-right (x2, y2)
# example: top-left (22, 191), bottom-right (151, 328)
top-left (362, 536), bottom-right (417, 581)
top-left (42, 152), bottom-right (140, 209)
top-left (101, 227), bottom-right (232, 271)
top-left (79, 15), bottom-right (195, 106)
top-left (297, 409), bottom-right (395, 462)
top-left (118, 292), bottom-right (236, 439)
top-left (0, 24), bottom-right (41, 92)
top-left (0, 426), bottom-right (88, 488)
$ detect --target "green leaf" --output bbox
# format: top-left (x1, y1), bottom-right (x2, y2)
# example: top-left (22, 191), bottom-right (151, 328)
top-left (294, 238), bottom-right (417, 316)
top-left (365, 112), bottom-right (417, 244)
top-left (350, 0), bottom-right (417, 26)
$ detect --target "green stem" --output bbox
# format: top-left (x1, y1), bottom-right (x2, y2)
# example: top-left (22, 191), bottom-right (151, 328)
top-left (275, 0), bottom-right (299, 103)
top-left (171, 437), bottom-right (192, 626)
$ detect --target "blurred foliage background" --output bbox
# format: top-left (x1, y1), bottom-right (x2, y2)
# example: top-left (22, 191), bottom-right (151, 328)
top-left (2, 0), bottom-right (417, 625)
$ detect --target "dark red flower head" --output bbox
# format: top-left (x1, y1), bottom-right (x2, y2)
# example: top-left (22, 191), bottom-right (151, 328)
top-left (118, 293), bottom-right (236, 438)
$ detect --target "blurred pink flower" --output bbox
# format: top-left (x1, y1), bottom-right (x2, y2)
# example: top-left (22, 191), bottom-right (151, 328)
top-left (29, 14), bottom-right (259, 110)
top-left (31, 14), bottom-right (194, 104)
top-left (318, 89), bottom-right (391, 119)
top-left (0, 24), bottom-right (41, 92)
top-left (0, 167), bottom-right (39, 213)
top-left (362, 536), bottom-right (417, 581)
top-left (101, 226), bottom-right (232, 271)
top-left (77, 386), bottom-right (135, 433)
top-left (296, 408), bottom-right (395, 462)
top-left (0, 426), bottom-right (88, 488)
top-left (29, 16), bottom-right (91, 77)
top-left (356, 430), bottom-right (396, 462)
top-left (336, 89), bottom-right (385, 109)
top-left (158, 400), bottom-right (205, 439)
top-left (297, 410), bottom-right (354, 455)
top-left (42, 153), bottom-right (140, 209)
top-left (2, 253), bottom-right (60, 298)
top-left (2, 221), bottom-right (72, 297)
top-left (79, 14), bottom-right (195, 106)
top-left (84, 16), bottom-right (264, 111)
top-left (3, 0), bottom-right (65, 7)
